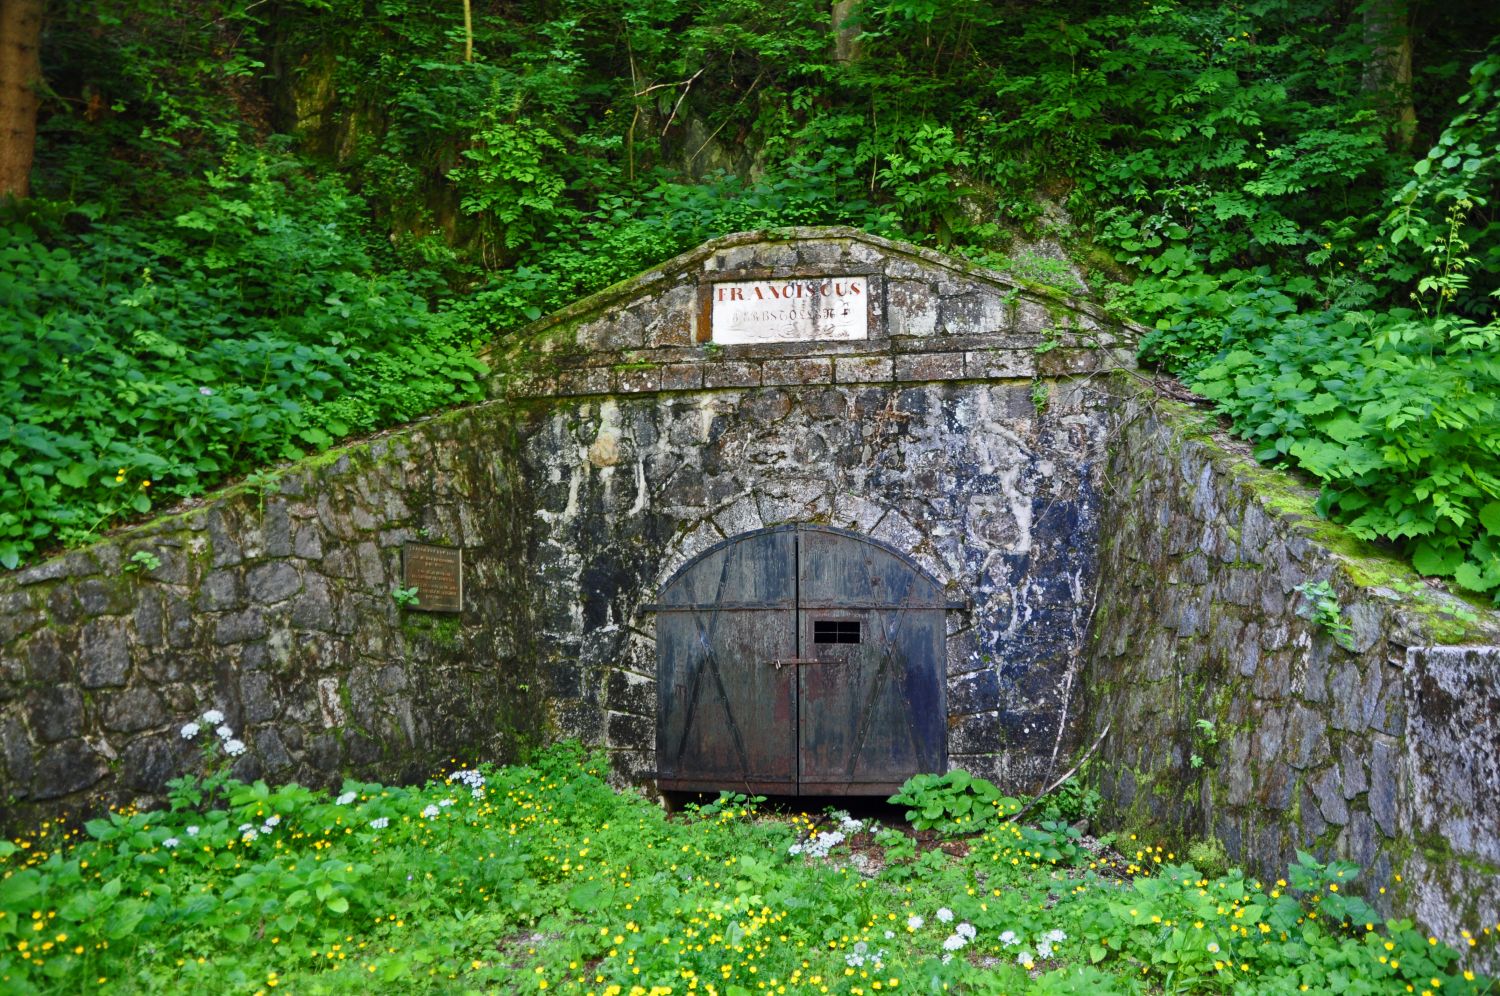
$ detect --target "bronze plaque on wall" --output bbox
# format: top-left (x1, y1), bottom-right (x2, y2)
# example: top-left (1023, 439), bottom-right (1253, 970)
top-left (402, 543), bottom-right (463, 613)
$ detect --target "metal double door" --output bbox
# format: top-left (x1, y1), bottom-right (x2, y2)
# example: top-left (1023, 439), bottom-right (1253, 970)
top-left (655, 525), bottom-right (947, 795)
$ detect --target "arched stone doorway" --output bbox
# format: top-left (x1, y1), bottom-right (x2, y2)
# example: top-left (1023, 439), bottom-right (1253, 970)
top-left (653, 524), bottom-right (951, 795)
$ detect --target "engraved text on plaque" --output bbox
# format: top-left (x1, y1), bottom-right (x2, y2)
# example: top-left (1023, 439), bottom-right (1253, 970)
top-left (710, 276), bottom-right (868, 344)
top-left (402, 543), bottom-right (463, 613)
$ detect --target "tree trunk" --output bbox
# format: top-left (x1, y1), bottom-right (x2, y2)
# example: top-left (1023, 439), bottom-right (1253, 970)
top-left (0, 0), bottom-right (44, 199)
top-left (1363, 0), bottom-right (1416, 149)
top-left (832, 0), bottom-right (863, 64)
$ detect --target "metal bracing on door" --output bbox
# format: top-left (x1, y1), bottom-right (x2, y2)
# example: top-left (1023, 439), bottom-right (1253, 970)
top-left (652, 525), bottom-right (950, 795)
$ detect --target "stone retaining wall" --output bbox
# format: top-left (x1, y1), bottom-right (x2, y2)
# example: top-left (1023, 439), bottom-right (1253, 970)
top-left (0, 403), bottom-right (541, 828)
top-left (1083, 383), bottom-right (1500, 960)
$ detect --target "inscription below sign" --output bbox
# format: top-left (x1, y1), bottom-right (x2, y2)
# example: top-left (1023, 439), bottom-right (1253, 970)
top-left (402, 543), bottom-right (463, 613)
top-left (711, 276), bottom-right (868, 344)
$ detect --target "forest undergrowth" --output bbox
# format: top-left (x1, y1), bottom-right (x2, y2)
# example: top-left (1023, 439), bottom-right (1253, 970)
top-left (4, 0), bottom-right (1499, 596)
top-left (1, 739), bottom-right (1495, 995)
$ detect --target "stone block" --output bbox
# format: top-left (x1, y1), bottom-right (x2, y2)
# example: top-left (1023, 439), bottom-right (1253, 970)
top-left (1368, 739), bottom-right (1399, 837)
top-left (30, 686), bottom-right (84, 743)
top-left (964, 350), bottom-right (1034, 379)
top-left (616, 366), bottom-right (662, 394)
top-left (886, 279), bottom-right (938, 337)
top-left (196, 569), bottom-right (244, 612)
top-left (240, 671), bottom-right (278, 724)
top-left (761, 357), bottom-right (833, 386)
top-left (1308, 764), bottom-right (1349, 825)
top-left (606, 668), bottom-right (655, 716)
top-left (894, 352), bottom-right (964, 382)
top-left (937, 291), bottom-right (1009, 336)
top-left (32, 740), bottom-right (108, 799)
top-left (833, 355), bottom-right (892, 384)
top-left (79, 621), bottom-right (131, 688)
top-left (578, 310), bottom-right (644, 350)
top-left (605, 709), bottom-right (651, 750)
top-left (77, 578), bottom-right (131, 618)
top-left (948, 668), bottom-right (1000, 715)
top-left (948, 711), bottom-right (1001, 754)
top-left (1, 715), bottom-right (34, 789)
top-left (256, 728), bottom-right (294, 774)
top-left (644, 286), bottom-right (695, 347)
top-left (797, 242), bottom-right (844, 266)
top-left (555, 366), bottom-right (613, 396)
top-left (102, 686), bottom-right (167, 734)
top-left (703, 361), bottom-right (761, 388)
top-left (247, 561), bottom-right (301, 605)
top-left (660, 364), bottom-right (704, 391)
top-left (214, 608), bottom-right (267, 646)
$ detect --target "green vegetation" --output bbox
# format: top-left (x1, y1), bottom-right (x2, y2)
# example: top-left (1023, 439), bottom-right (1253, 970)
top-left (4, 0), bottom-right (1498, 594)
top-left (1294, 579), bottom-right (1358, 650)
top-left (2, 743), bottom-right (1493, 994)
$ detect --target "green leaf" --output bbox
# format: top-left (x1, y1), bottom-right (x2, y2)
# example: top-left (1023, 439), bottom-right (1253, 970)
top-left (56, 463), bottom-right (92, 488)
top-left (1412, 541), bottom-right (1464, 577)
top-left (1479, 502), bottom-right (1500, 536)
top-left (327, 895), bottom-right (350, 914)
top-left (1454, 561), bottom-right (1498, 592)
top-left (0, 869), bottom-right (41, 906)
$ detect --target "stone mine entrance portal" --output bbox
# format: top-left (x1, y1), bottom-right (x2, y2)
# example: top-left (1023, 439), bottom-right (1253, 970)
top-left (653, 525), bottom-right (948, 795)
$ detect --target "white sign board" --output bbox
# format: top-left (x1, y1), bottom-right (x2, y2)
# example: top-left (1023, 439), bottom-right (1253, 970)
top-left (710, 276), bottom-right (868, 344)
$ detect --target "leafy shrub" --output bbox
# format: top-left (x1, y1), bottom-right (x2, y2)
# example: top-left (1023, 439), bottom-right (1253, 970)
top-left (888, 768), bottom-right (1019, 833)
top-left (0, 151), bottom-right (485, 568)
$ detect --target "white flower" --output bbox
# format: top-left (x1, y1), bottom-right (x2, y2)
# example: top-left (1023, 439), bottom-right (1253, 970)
top-left (241, 828), bottom-right (258, 842)
top-left (422, 805), bottom-right (440, 818)
top-left (202, 709), bottom-right (225, 725)
top-left (439, 798), bottom-right (455, 807)
top-left (186, 826), bottom-right (199, 837)
top-left (336, 791), bottom-right (357, 805)
top-left (1037, 940), bottom-right (1054, 959)
top-left (956, 922), bottom-right (976, 940)
top-left (239, 823), bottom-right (254, 833)
top-left (162, 837), bottom-right (179, 848)
top-left (1207, 942), bottom-right (1220, 954)
top-left (884, 930), bottom-right (895, 940)
top-left (215, 724), bottom-right (234, 740)
top-left (180, 722), bottom-right (201, 740)
top-left (1017, 950), bottom-right (1035, 968)
top-left (471, 788), bottom-right (484, 799)
top-left (223, 739), bottom-right (246, 757)
top-left (1045, 929), bottom-right (1067, 943)
top-left (450, 769), bottom-right (485, 790)
top-left (370, 817), bottom-right (389, 830)
top-left (907, 915), bottom-right (925, 930)
top-left (264, 814), bottom-right (280, 827)
top-left (936, 907), bottom-right (954, 923)
top-left (942, 933), bottom-right (967, 951)
top-left (198, 386), bottom-right (214, 396)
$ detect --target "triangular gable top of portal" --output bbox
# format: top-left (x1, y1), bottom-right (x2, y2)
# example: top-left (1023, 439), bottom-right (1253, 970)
top-left (480, 226), bottom-right (1138, 397)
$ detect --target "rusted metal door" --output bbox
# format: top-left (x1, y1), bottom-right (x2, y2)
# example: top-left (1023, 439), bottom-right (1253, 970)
top-left (655, 525), bottom-right (947, 795)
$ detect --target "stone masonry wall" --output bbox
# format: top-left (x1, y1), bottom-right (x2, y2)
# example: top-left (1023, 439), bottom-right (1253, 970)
top-left (516, 380), bottom-right (1111, 794)
top-left (0, 402), bottom-right (542, 830)
top-left (1084, 379), bottom-right (1500, 961)
top-left (488, 227), bottom-right (1139, 795)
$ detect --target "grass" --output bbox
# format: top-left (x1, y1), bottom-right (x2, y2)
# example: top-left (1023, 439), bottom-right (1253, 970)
top-left (1, 740), bottom-right (1495, 995)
